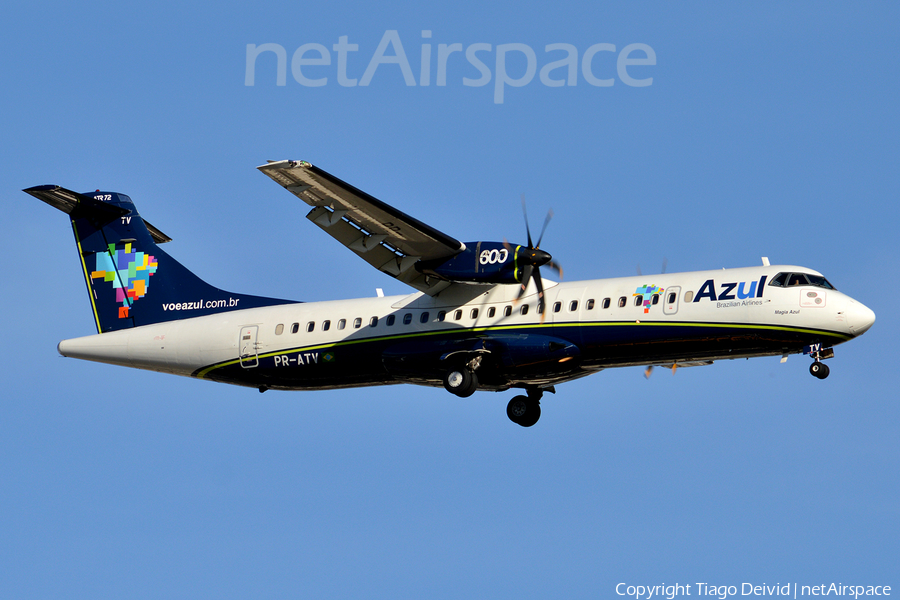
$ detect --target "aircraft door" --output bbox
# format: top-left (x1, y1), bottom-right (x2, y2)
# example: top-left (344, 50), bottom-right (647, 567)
top-left (663, 286), bottom-right (681, 315)
top-left (239, 325), bottom-right (259, 368)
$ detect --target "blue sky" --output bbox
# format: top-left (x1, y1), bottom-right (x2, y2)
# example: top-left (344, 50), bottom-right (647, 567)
top-left (2, 1), bottom-right (898, 598)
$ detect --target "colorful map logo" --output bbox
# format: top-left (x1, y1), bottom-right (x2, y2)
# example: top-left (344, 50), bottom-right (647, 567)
top-left (91, 243), bottom-right (158, 318)
top-left (634, 284), bottom-right (664, 314)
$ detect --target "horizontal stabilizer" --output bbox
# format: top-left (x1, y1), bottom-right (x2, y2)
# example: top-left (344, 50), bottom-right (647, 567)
top-left (24, 185), bottom-right (172, 243)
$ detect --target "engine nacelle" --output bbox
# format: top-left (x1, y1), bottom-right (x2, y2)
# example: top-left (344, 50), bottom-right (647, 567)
top-left (416, 242), bottom-right (526, 284)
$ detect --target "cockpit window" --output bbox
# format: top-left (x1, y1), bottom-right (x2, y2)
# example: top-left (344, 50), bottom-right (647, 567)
top-left (769, 272), bottom-right (835, 290)
top-left (805, 274), bottom-right (835, 289)
top-left (770, 272), bottom-right (788, 287)
top-left (787, 273), bottom-right (809, 286)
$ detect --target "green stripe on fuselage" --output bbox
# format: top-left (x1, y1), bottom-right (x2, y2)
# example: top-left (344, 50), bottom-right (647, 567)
top-left (193, 320), bottom-right (850, 379)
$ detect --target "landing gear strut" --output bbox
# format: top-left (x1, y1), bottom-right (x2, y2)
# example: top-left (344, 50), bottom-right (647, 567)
top-left (507, 389), bottom-right (542, 427)
top-left (807, 345), bottom-right (834, 380)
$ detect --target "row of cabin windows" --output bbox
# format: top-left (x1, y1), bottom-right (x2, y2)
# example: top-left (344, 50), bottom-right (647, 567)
top-left (271, 276), bottom-right (837, 336)
top-left (272, 277), bottom-right (838, 335)
top-left (272, 292), bottom-right (684, 336)
top-left (549, 294), bottom-right (668, 313)
top-left (275, 305), bottom-right (525, 335)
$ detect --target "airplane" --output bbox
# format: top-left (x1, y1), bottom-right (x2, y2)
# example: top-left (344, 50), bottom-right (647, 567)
top-left (24, 160), bottom-right (876, 427)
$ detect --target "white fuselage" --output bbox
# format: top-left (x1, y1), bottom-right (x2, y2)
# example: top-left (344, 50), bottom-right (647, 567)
top-left (57, 265), bottom-right (875, 391)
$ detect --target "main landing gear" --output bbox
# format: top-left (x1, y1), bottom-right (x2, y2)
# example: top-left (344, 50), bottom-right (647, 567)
top-left (442, 354), bottom-right (485, 398)
top-left (440, 357), bottom-right (546, 427)
top-left (443, 366), bottom-right (478, 397)
top-left (507, 389), bottom-right (543, 428)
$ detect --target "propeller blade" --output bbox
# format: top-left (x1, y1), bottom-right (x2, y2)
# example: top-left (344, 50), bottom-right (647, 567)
top-left (514, 264), bottom-right (534, 304)
top-left (546, 260), bottom-right (563, 280)
top-left (661, 257), bottom-right (668, 275)
top-left (535, 209), bottom-right (553, 248)
top-left (644, 365), bottom-right (654, 379)
top-left (534, 268), bottom-right (546, 323)
top-left (521, 195), bottom-right (533, 248)
top-left (534, 268), bottom-right (545, 303)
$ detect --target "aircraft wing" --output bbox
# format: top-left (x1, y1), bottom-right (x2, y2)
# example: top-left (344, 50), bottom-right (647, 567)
top-left (258, 160), bottom-right (465, 295)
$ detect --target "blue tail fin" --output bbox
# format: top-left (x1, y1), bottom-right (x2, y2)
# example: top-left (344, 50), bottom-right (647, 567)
top-left (24, 185), bottom-right (293, 333)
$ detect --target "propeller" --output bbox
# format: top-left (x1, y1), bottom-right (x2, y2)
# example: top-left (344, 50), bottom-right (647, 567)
top-left (644, 363), bottom-right (678, 379)
top-left (508, 196), bottom-right (563, 321)
top-left (637, 258), bottom-right (668, 277)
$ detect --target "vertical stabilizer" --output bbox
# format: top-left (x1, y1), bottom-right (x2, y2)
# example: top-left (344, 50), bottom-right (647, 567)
top-left (24, 186), bottom-right (293, 333)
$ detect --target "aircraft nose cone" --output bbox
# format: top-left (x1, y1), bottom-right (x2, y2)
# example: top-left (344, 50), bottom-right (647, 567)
top-left (848, 299), bottom-right (876, 336)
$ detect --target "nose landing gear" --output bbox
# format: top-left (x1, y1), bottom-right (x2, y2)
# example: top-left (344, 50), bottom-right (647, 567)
top-left (807, 344), bottom-right (834, 379)
top-left (810, 361), bottom-right (830, 379)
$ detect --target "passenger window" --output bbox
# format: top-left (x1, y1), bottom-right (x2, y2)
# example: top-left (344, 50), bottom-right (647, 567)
top-left (570, 300), bottom-right (578, 311)
top-left (403, 313), bottom-right (412, 325)
top-left (553, 302), bottom-right (562, 313)
top-left (420, 312), bottom-right (430, 323)
top-left (503, 306), bottom-right (512, 317)
top-left (586, 299), bottom-right (594, 310)
top-left (353, 317), bottom-right (362, 329)
top-left (521, 304), bottom-right (529, 315)
top-left (454, 310), bottom-right (462, 320)
top-left (684, 291), bottom-right (694, 303)
top-left (386, 315), bottom-right (395, 326)
top-left (651, 294), bottom-right (659, 305)
top-left (618, 297), bottom-right (627, 308)
top-left (667, 292), bottom-right (676, 304)
top-left (369, 316), bottom-right (378, 327)
top-left (438, 311), bottom-right (446, 322)
top-left (275, 324), bottom-right (284, 335)
top-left (337, 319), bottom-right (346, 330)
top-left (291, 323), bottom-right (299, 334)
top-left (322, 320), bottom-right (331, 331)
top-left (306, 321), bottom-right (314, 332)
top-left (470, 308), bottom-right (479, 319)
top-left (634, 296), bottom-right (643, 307)
top-left (488, 307), bottom-right (496, 318)
top-left (602, 298), bottom-right (611, 309)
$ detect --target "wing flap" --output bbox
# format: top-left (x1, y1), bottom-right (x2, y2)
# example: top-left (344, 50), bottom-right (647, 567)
top-left (260, 160), bottom-right (464, 294)
top-left (304, 206), bottom-right (451, 294)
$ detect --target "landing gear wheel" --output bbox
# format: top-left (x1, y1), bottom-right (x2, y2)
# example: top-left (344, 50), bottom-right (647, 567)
top-left (443, 367), bottom-right (478, 397)
top-left (507, 395), bottom-right (541, 427)
top-left (810, 362), bottom-right (830, 379)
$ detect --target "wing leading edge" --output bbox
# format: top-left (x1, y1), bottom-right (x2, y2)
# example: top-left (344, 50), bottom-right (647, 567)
top-left (258, 160), bottom-right (465, 295)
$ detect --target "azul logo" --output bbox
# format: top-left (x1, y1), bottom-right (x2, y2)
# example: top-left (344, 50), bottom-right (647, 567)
top-left (633, 284), bottom-right (664, 314)
top-left (90, 243), bottom-right (158, 319)
top-left (693, 275), bottom-right (768, 302)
